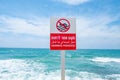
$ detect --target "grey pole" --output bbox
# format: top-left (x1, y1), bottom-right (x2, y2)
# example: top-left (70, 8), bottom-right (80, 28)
top-left (61, 50), bottom-right (65, 80)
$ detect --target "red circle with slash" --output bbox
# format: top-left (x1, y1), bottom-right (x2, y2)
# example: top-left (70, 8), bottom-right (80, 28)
top-left (56, 18), bottom-right (70, 32)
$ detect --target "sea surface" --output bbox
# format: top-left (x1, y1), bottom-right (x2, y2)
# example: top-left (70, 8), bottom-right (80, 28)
top-left (0, 48), bottom-right (120, 80)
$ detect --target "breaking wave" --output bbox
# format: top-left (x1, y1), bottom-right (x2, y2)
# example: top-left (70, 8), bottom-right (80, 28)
top-left (91, 57), bottom-right (120, 63)
top-left (0, 59), bottom-right (120, 80)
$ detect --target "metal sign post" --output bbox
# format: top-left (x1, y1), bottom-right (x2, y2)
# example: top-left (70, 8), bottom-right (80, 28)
top-left (50, 17), bottom-right (76, 80)
top-left (61, 50), bottom-right (65, 80)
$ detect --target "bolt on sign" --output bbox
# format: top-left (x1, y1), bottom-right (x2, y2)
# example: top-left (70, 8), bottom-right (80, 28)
top-left (50, 17), bottom-right (76, 50)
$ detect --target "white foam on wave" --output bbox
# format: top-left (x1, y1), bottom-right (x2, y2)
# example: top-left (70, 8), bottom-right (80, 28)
top-left (0, 59), bottom-right (119, 80)
top-left (106, 74), bottom-right (120, 80)
top-left (91, 57), bottom-right (120, 63)
top-left (0, 59), bottom-right (45, 80)
top-left (24, 70), bottom-right (106, 80)
top-left (66, 70), bottom-right (105, 80)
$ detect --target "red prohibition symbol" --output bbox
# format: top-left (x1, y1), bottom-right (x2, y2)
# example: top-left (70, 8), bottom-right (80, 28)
top-left (56, 18), bottom-right (70, 32)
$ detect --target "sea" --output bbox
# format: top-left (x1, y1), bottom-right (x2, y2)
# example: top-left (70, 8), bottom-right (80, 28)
top-left (0, 48), bottom-right (120, 80)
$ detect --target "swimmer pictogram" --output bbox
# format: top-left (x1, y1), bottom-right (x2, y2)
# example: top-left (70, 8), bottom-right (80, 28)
top-left (56, 18), bottom-right (70, 32)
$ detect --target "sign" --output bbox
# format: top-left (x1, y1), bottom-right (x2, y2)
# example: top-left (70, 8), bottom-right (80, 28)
top-left (50, 17), bottom-right (76, 50)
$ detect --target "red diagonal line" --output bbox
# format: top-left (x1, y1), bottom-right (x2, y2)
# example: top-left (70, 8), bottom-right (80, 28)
top-left (58, 21), bottom-right (68, 29)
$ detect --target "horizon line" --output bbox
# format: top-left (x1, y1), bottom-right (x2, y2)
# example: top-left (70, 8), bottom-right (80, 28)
top-left (0, 47), bottom-right (120, 50)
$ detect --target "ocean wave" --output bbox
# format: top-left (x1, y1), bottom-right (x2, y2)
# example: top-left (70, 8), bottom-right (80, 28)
top-left (105, 74), bottom-right (120, 80)
top-left (0, 59), bottom-right (120, 80)
top-left (0, 59), bottom-right (46, 80)
top-left (91, 57), bottom-right (120, 63)
top-left (66, 70), bottom-right (105, 80)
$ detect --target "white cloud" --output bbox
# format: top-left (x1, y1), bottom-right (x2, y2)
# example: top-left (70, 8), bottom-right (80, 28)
top-left (76, 15), bottom-right (120, 38)
top-left (55, 0), bottom-right (90, 5)
top-left (0, 16), bottom-right (49, 37)
top-left (0, 16), bottom-right (50, 48)
top-left (76, 15), bottom-right (120, 49)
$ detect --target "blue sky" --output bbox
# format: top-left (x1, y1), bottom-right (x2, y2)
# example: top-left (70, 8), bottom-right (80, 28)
top-left (0, 0), bottom-right (120, 49)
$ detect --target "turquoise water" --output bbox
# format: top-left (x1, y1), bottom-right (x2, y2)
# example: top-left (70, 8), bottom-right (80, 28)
top-left (0, 48), bottom-right (120, 80)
